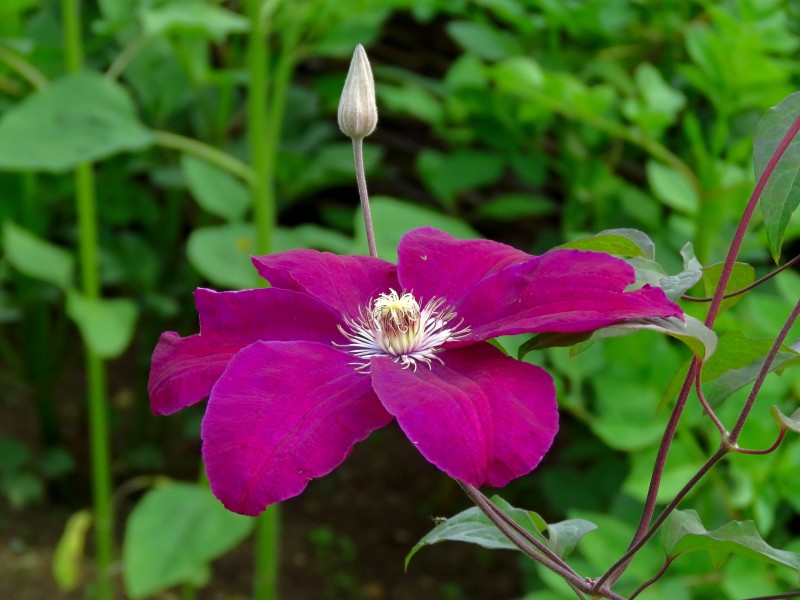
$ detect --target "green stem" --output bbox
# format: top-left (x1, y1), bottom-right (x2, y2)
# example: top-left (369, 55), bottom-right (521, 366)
top-left (246, 0), bottom-right (280, 597)
top-left (62, 2), bottom-right (114, 598)
top-left (247, 0), bottom-right (273, 256)
top-left (152, 130), bottom-right (256, 185)
top-left (0, 44), bottom-right (49, 90)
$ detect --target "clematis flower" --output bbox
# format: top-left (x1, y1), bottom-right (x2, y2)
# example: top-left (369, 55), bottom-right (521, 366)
top-left (149, 227), bottom-right (682, 516)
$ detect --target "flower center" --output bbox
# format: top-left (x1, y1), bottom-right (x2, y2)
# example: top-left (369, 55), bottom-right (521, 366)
top-left (335, 289), bottom-right (470, 372)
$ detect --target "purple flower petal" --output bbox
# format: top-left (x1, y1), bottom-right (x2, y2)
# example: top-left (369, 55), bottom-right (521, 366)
top-left (252, 250), bottom-right (398, 320)
top-left (202, 341), bottom-right (393, 515)
top-left (370, 343), bottom-right (558, 488)
top-left (454, 249), bottom-right (683, 340)
top-left (149, 288), bottom-right (343, 415)
top-left (397, 227), bottom-right (529, 306)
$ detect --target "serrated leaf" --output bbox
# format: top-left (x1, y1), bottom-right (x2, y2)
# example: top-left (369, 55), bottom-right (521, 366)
top-left (661, 509), bottom-right (800, 570)
top-left (558, 228), bottom-right (655, 260)
top-left (771, 406), bottom-right (800, 432)
top-left (0, 72), bottom-right (153, 171)
top-left (181, 155), bottom-right (250, 221)
top-left (571, 316), bottom-right (716, 362)
top-left (700, 262), bottom-right (755, 313)
top-left (352, 196), bottom-right (480, 262)
top-left (141, 3), bottom-right (249, 40)
top-left (123, 483), bottom-right (253, 599)
top-left (753, 92), bottom-right (800, 262)
top-left (2, 221), bottom-right (74, 289)
top-left (405, 496), bottom-right (595, 569)
top-left (66, 292), bottom-right (139, 359)
top-left (53, 510), bottom-right (92, 592)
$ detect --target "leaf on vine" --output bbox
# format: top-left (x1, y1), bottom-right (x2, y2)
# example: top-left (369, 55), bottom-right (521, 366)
top-left (771, 406), bottom-right (800, 433)
top-left (753, 91), bottom-right (800, 263)
top-left (700, 262), bottom-right (755, 313)
top-left (557, 228), bottom-right (655, 260)
top-left (405, 496), bottom-right (595, 569)
top-left (569, 315), bottom-right (717, 362)
top-left (661, 509), bottom-right (800, 570)
top-left (704, 333), bottom-right (800, 408)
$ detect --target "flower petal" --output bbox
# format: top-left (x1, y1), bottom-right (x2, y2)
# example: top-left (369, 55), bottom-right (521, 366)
top-left (370, 343), bottom-right (558, 488)
top-left (149, 288), bottom-right (343, 415)
top-left (397, 227), bottom-right (529, 305)
top-left (252, 250), bottom-right (398, 320)
top-left (454, 249), bottom-right (683, 340)
top-left (202, 341), bottom-right (392, 515)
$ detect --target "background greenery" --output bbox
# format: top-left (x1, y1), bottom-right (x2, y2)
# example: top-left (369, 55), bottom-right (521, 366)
top-left (1, 0), bottom-right (800, 598)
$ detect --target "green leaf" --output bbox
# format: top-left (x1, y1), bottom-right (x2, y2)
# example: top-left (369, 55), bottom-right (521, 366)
top-left (518, 331), bottom-right (594, 356)
top-left (445, 21), bottom-right (522, 61)
top-left (571, 316), bottom-right (717, 362)
top-left (771, 406), bottom-right (800, 433)
top-left (646, 160), bottom-right (699, 215)
top-left (66, 292), bottom-right (139, 359)
top-left (188, 224), bottom-right (356, 289)
top-left (405, 495), bottom-right (595, 569)
top-left (416, 150), bottom-right (505, 209)
top-left (473, 193), bottom-right (555, 221)
top-left (558, 228), bottom-right (655, 260)
top-left (123, 483), bottom-right (253, 599)
top-left (53, 510), bottom-right (92, 592)
top-left (753, 91), bottom-right (800, 262)
top-left (628, 257), bottom-right (701, 301)
top-left (661, 509), bottom-right (800, 570)
top-left (352, 196), bottom-right (480, 262)
top-left (181, 155), bottom-right (250, 221)
top-left (2, 221), bottom-right (74, 289)
top-left (699, 262), bottom-right (755, 313)
top-left (187, 224), bottom-right (258, 290)
top-left (141, 3), bottom-right (249, 40)
top-left (706, 338), bottom-right (800, 408)
top-left (0, 72), bottom-right (153, 171)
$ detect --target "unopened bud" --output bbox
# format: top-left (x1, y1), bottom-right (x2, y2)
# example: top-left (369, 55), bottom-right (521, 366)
top-left (338, 44), bottom-right (378, 140)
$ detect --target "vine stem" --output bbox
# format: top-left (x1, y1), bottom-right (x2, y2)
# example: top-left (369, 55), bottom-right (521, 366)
top-left (62, 1), bottom-right (114, 598)
top-left (353, 138), bottom-right (377, 257)
top-left (0, 44), bottom-right (48, 90)
top-left (596, 112), bottom-right (800, 591)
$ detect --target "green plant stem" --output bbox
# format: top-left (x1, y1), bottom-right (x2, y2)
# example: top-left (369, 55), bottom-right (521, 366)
top-left (246, 0), bottom-right (280, 597)
top-left (152, 130), bottom-right (256, 186)
top-left (247, 0), bottom-right (273, 256)
top-left (62, 2), bottom-right (114, 597)
top-left (105, 33), bottom-right (148, 82)
top-left (0, 44), bottom-right (48, 90)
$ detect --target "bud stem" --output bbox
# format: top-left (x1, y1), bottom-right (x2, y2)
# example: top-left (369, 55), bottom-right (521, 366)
top-left (353, 137), bottom-right (378, 258)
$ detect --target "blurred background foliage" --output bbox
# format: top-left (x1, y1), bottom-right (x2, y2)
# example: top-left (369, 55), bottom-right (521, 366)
top-left (1, 0), bottom-right (800, 598)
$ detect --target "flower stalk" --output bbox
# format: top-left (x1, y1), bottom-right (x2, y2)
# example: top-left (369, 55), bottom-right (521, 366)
top-left (339, 44), bottom-right (379, 258)
top-left (62, 0), bottom-right (114, 597)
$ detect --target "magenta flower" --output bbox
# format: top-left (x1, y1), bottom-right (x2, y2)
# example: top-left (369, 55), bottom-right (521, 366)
top-left (149, 228), bottom-right (682, 516)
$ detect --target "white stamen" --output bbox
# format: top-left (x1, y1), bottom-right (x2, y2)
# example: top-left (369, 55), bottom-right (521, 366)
top-left (335, 290), bottom-right (470, 372)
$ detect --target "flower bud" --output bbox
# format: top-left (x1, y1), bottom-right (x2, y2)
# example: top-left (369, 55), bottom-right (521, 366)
top-left (337, 44), bottom-right (378, 140)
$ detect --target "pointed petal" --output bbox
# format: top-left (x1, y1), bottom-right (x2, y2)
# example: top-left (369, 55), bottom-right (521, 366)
top-left (397, 227), bottom-right (529, 305)
top-left (202, 341), bottom-right (392, 515)
top-left (455, 249), bottom-right (683, 340)
top-left (370, 343), bottom-right (558, 488)
top-left (252, 250), bottom-right (398, 320)
top-left (149, 288), bottom-right (342, 415)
